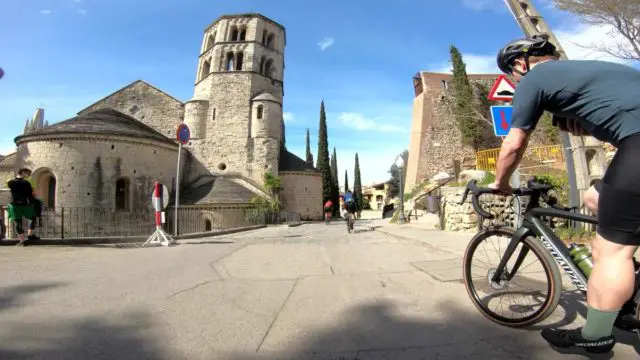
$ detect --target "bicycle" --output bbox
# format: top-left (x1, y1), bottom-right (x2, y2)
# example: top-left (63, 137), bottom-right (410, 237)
top-left (458, 178), bottom-right (640, 334)
top-left (344, 207), bottom-right (355, 233)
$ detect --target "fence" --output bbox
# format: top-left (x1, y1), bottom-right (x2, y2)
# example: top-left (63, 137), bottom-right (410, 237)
top-left (476, 144), bottom-right (565, 172)
top-left (1, 206), bottom-right (302, 240)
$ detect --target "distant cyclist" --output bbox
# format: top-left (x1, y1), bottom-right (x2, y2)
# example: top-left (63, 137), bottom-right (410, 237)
top-left (493, 35), bottom-right (640, 353)
top-left (343, 190), bottom-right (357, 222)
top-left (323, 199), bottom-right (333, 224)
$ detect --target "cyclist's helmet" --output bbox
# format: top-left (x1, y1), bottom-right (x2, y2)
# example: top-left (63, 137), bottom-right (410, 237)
top-left (496, 34), bottom-right (558, 74)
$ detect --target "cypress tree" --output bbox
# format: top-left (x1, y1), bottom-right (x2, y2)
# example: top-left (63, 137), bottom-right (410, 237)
top-left (450, 45), bottom-right (481, 150)
top-left (316, 100), bottom-right (333, 205)
top-left (354, 153), bottom-right (363, 211)
top-left (344, 170), bottom-right (349, 193)
top-left (330, 147), bottom-right (340, 215)
top-left (305, 128), bottom-right (314, 166)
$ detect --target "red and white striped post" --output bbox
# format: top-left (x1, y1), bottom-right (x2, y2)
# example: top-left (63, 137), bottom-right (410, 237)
top-left (143, 181), bottom-right (175, 247)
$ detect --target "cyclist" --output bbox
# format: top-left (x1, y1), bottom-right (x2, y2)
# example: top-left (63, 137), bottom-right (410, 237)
top-left (343, 190), bottom-right (357, 224)
top-left (493, 35), bottom-right (640, 353)
top-left (323, 199), bottom-right (333, 224)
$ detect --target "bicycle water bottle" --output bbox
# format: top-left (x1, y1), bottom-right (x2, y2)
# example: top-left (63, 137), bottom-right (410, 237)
top-left (569, 243), bottom-right (594, 278)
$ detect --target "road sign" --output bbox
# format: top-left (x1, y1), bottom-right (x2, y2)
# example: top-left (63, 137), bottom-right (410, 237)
top-left (490, 105), bottom-right (513, 137)
top-left (488, 75), bottom-right (516, 101)
top-left (176, 124), bottom-right (190, 145)
top-left (150, 183), bottom-right (170, 210)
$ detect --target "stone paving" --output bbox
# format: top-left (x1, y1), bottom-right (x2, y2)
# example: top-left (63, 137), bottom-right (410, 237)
top-left (0, 219), bottom-right (638, 359)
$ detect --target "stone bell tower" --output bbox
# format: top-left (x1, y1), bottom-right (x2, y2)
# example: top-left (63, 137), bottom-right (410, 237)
top-left (183, 13), bottom-right (286, 186)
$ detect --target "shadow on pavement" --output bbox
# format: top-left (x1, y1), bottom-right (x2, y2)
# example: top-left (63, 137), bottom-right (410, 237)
top-left (0, 282), bottom-right (68, 311)
top-left (222, 299), bottom-right (635, 360)
top-left (0, 310), bottom-right (169, 360)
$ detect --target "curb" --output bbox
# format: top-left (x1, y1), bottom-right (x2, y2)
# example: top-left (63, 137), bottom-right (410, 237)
top-left (0, 225), bottom-right (267, 246)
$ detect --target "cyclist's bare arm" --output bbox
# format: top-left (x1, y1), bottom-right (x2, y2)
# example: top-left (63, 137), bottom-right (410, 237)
top-left (493, 128), bottom-right (531, 191)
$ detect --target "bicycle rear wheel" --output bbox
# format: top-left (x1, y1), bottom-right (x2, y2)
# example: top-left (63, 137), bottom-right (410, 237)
top-left (463, 227), bottom-right (562, 327)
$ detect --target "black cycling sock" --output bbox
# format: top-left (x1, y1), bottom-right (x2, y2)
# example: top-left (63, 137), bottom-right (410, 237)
top-left (582, 307), bottom-right (620, 340)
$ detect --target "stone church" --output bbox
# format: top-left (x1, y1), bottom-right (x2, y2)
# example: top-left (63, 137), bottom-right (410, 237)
top-left (0, 13), bottom-right (323, 224)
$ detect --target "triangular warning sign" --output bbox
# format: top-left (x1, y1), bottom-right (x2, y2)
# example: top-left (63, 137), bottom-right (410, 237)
top-left (488, 75), bottom-right (516, 101)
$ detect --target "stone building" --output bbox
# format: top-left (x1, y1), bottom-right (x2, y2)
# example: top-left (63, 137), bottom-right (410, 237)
top-left (1, 13), bottom-right (323, 236)
top-left (404, 72), bottom-right (508, 191)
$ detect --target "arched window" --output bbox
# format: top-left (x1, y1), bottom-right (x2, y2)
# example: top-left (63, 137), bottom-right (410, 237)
top-left (260, 56), bottom-right (266, 75)
top-left (225, 52), bottom-right (234, 71)
top-left (230, 25), bottom-right (238, 41)
top-left (34, 170), bottom-right (56, 209)
top-left (235, 52), bottom-right (244, 71)
top-left (267, 33), bottom-right (275, 48)
top-left (115, 178), bottom-right (130, 210)
top-left (262, 30), bottom-right (268, 45)
top-left (264, 59), bottom-right (273, 78)
top-left (239, 27), bottom-right (246, 41)
top-left (205, 34), bottom-right (214, 51)
top-left (205, 219), bottom-right (212, 231)
top-left (201, 60), bottom-right (210, 80)
top-left (257, 105), bottom-right (263, 119)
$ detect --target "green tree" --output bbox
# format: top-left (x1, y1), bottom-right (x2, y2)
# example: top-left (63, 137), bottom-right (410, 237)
top-left (450, 45), bottom-right (483, 150)
top-left (344, 170), bottom-right (349, 193)
top-left (354, 153), bottom-right (363, 211)
top-left (330, 147), bottom-right (340, 215)
top-left (316, 100), bottom-right (333, 206)
top-left (387, 150), bottom-right (409, 199)
top-left (305, 128), bottom-right (314, 166)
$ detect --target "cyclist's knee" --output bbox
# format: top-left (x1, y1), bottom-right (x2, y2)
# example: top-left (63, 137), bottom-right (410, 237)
top-left (583, 185), bottom-right (599, 214)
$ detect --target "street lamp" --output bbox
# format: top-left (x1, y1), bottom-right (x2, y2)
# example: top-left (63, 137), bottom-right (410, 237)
top-left (395, 154), bottom-right (405, 224)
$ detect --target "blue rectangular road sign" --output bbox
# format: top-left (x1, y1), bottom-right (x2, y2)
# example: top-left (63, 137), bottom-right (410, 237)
top-left (490, 105), bottom-right (514, 137)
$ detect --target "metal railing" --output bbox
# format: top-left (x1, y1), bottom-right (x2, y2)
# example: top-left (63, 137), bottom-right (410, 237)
top-left (476, 144), bottom-right (565, 172)
top-left (1, 206), bottom-right (303, 240)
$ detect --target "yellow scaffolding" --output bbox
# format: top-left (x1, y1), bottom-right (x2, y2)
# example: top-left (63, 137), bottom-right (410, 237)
top-left (476, 145), bottom-right (565, 172)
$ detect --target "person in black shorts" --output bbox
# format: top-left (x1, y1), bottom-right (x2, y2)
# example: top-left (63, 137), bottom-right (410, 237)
top-left (493, 35), bottom-right (640, 353)
top-left (7, 168), bottom-right (39, 246)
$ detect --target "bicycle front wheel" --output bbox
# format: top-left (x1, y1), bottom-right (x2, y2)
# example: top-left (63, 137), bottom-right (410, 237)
top-left (463, 227), bottom-right (562, 327)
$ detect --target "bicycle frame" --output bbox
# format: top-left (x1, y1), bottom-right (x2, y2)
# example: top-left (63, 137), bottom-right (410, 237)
top-left (489, 191), bottom-right (597, 294)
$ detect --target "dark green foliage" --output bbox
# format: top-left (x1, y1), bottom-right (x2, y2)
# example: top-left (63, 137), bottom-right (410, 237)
top-left (450, 45), bottom-right (483, 151)
top-left (344, 170), bottom-right (349, 193)
top-left (330, 147), bottom-right (340, 215)
top-left (354, 153), bottom-right (363, 210)
top-left (305, 128), bottom-right (314, 165)
top-left (316, 101), bottom-right (333, 205)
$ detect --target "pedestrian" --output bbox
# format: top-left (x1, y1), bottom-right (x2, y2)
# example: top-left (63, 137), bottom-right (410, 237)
top-left (7, 168), bottom-right (39, 246)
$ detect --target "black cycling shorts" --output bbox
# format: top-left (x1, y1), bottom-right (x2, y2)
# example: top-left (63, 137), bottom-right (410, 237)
top-left (594, 134), bottom-right (640, 246)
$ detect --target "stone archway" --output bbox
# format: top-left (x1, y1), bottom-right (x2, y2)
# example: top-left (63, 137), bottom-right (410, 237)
top-left (32, 168), bottom-right (57, 209)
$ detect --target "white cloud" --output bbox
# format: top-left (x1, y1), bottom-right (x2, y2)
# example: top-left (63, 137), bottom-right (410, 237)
top-left (78, 8), bottom-right (87, 15)
top-left (283, 112), bottom-right (295, 123)
top-left (40, 9), bottom-right (52, 15)
top-left (0, 142), bottom-right (16, 157)
top-left (338, 112), bottom-right (407, 133)
top-left (555, 23), bottom-right (635, 64)
top-left (318, 37), bottom-right (335, 51)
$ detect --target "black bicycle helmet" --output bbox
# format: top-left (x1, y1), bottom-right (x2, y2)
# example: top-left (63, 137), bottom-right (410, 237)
top-left (496, 34), bottom-right (558, 74)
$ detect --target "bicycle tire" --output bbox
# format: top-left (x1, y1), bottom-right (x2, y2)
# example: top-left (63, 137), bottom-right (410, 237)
top-left (463, 226), bottom-right (563, 327)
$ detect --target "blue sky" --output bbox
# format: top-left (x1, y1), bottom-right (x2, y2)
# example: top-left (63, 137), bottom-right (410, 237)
top-left (1, 0), bottom-right (636, 185)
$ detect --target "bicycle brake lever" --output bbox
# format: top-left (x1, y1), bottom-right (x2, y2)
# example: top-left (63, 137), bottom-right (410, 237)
top-left (459, 187), bottom-right (471, 205)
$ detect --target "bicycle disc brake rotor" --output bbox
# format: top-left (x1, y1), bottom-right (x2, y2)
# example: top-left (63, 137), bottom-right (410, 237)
top-left (487, 268), bottom-right (508, 290)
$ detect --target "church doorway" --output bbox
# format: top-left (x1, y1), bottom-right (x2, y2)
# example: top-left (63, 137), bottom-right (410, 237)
top-left (33, 169), bottom-right (57, 209)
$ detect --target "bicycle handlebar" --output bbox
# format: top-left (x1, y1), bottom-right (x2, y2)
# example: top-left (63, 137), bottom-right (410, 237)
top-left (458, 179), bottom-right (567, 219)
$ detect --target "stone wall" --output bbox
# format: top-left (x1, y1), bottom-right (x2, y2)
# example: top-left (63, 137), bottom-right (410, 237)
top-left (438, 186), bottom-right (520, 232)
top-left (0, 153), bottom-right (16, 189)
top-left (15, 135), bottom-right (184, 209)
top-left (78, 81), bottom-right (185, 140)
top-left (280, 172), bottom-right (323, 221)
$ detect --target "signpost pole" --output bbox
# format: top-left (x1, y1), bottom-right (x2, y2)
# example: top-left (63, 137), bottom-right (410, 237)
top-left (174, 142), bottom-right (181, 236)
top-left (174, 123), bottom-right (191, 237)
